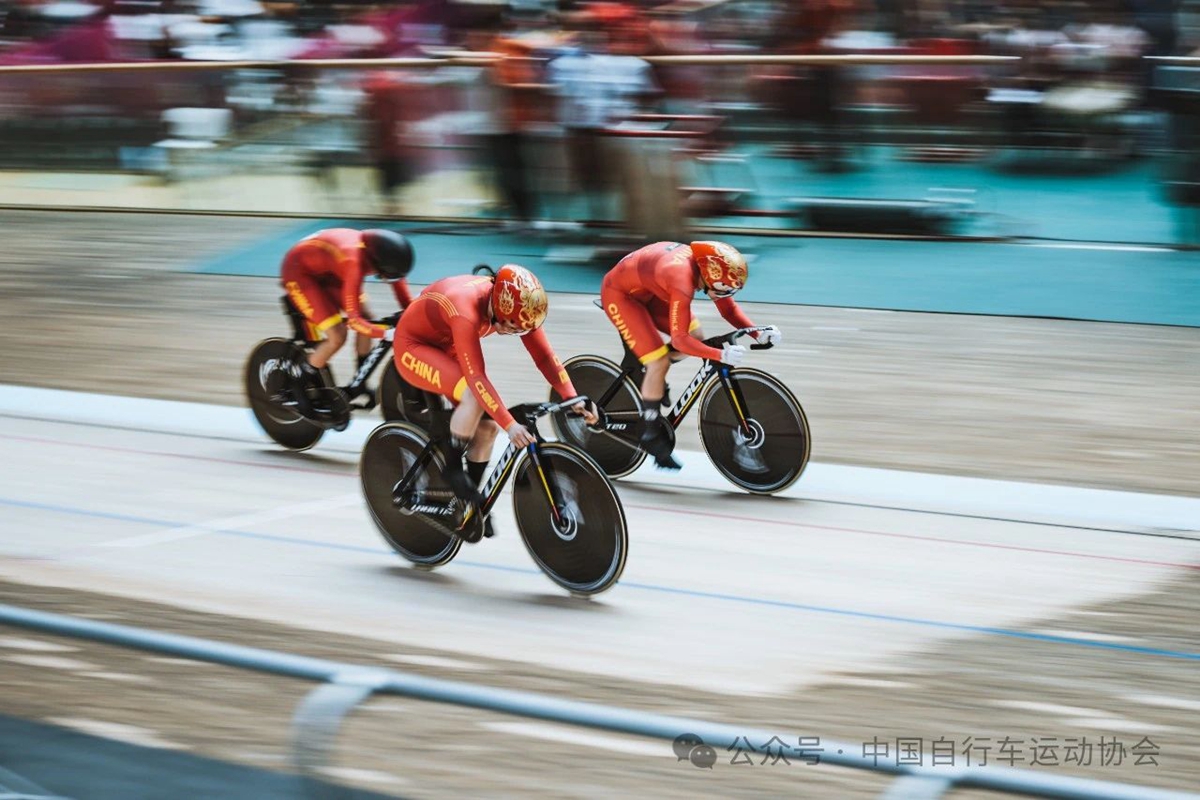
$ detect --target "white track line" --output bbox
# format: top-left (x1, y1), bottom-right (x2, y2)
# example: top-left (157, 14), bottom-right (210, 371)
top-left (98, 493), bottom-right (361, 548)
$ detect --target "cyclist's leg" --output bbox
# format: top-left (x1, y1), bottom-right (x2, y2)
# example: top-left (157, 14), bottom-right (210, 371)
top-left (354, 296), bottom-right (376, 365)
top-left (601, 287), bottom-right (667, 400)
top-left (603, 292), bottom-right (680, 470)
top-left (644, 296), bottom-right (699, 409)
top-left (283, 272), bottom-right (344, 371)
top-left (457, 400), bottom-right (500, 538)
top-left (647, 296), bottom-right (700, 363)
top-left (312, 323), bottom-right (347, 373)
top-left (282, 275), bottom-right (347, 417)
top-left (393, 337), bottom-right (485, 507)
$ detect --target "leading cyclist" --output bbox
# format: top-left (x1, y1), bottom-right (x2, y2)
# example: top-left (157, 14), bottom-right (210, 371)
top-left (600, 241), bottom-right (781, 469)
top-left (392, 264), bottom-right (596, 540)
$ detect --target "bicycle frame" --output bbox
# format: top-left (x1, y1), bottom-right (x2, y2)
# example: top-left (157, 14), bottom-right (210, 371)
top-left (281, 295), bottom-right (398, 400)
top-left (390, 399), bottom-right (587, 533)
top-left (595, 328), bottom-right (768, 438)
top-left (342, 336), bottom-right (392, 399)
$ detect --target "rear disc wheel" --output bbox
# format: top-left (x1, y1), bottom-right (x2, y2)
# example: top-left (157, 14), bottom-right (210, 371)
top-left (244, 338), bottom-right (324, 452)
top-left (550, 355), bottom-right (647, 478)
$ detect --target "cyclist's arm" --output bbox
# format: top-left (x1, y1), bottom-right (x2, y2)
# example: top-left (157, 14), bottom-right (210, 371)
top-left (342, 260), bottom-right (389, 338)
top-left (450, 317), bottom-right (516, 430)
top-left (521, 327), bottom-right (578, 398)
top-left (390, 278), bottom-right (415, 309)
top-left (712, 295), bottom-right (754, 330)
top-left (667, 293), bottom-right (724, 361)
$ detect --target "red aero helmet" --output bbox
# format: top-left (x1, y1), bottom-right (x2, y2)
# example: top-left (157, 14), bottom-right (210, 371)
top-left (691, 241), bottom-right (748, 297)
top-left (491, 264), bottom-right (549, 334)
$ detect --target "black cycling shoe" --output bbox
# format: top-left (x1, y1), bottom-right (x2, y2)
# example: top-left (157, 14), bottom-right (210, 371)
top-left (648, 447), bottom-right (682, 471)
top-left (447, 467), bottom-right (487, 510)
top-left (661, 383), bottom-right (672, 409)
top-left (640, 417), bottom-right (682, 471)
top-left (290, 363), bottom-right (327, 417)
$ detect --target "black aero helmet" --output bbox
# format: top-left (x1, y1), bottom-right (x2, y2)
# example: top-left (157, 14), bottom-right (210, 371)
top-left (361, 229), bottom-right (413, 282)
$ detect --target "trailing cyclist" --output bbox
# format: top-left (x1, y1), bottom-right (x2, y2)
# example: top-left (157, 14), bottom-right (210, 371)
top-left (391, 264), bottom-right (597, 540)
top-left (280, 227), bottom-right (415, 410)
top-left (601, 241), bottom-right (781, 469)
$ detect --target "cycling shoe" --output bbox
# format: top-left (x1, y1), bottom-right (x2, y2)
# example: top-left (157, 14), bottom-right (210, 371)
top-left (447, 468), bottom-right (486, 509)
top-left (640, 417), bottom-right (681, 471)
top-left (652, 451), bottom-right (682, 470)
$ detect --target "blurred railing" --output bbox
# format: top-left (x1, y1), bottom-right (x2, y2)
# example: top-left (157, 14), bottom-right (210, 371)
top-left (0, 52), bottom-right (1196, 246)
top-left (0, 602), bottom-right (1196, 800)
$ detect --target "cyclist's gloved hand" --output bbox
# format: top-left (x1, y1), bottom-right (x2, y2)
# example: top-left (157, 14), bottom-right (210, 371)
top-left (754, 325), bottom-right (782, 347)
top-left (383, 327), bottom-right (396, 343)
top-left (567, 399), bottom-right (599, 426)
top-left (720, 343), bottom-right (747, 367)
top-left (507, 423), bottom-right (536, 448)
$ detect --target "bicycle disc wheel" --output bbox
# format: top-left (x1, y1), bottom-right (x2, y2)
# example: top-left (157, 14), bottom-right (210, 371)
top-left (378, 360), bottom-right (431, 430)
top-left (549, 355), bottom-right (647, 478)
top-left (698, 368), bottom-right (811, 495)
top-left (360, 422), bottom-right (461, 568)
top-left (244, 338), bottom-right (324, 452)
top-left (512, 443), bottom-right (628, 595)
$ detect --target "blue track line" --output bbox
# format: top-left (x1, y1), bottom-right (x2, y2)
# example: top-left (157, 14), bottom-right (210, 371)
top-left (3, 495), bottom-right (1198, 662)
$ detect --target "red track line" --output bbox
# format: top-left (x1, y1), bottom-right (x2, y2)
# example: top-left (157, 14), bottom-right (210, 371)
top-left (8, 433), bottom-right (1198, 571)
top-left (625, 503), bottom-right (1200, 571)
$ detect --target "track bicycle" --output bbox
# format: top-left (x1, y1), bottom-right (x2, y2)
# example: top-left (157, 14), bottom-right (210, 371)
top-left (245, 299), bottom-right (421, 451)
top-left (360, 395), bottom-right (628, 596)
top-left (550, 323), bottom-right (810, 494)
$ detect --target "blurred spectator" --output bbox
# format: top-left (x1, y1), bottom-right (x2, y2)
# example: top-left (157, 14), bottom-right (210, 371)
top-left (362, 70), bottom-right (415, 216)
top-left (485, 25), bottom-right (553, 226)
top-left (778, 0), bottom-right (861, 172)
top-left (547, 21), bottom-right (659, 222)
top-left (1130, 0), bottom-right (1182, 58)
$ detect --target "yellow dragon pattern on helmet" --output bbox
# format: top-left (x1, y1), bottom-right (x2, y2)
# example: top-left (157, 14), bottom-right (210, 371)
top-left (697, 241), bottom-right (747, 291)
top-left (496, 265), bottom-right (547, 331)
top-left (497, 283), bottom-right (515, 315)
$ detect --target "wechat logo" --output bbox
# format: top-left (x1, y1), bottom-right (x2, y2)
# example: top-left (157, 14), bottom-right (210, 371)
top-left (674, 733), bottom-right (717, 769)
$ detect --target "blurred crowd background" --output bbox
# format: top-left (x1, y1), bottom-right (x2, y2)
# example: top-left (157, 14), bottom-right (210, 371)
top-left (1, 0), bottom-right (1199, 246)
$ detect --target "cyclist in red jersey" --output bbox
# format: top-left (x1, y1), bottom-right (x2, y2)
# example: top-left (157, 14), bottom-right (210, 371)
top-left (280, 228), bottom-right (415, 397)
top-left (600, 240), bottom-right (781, 469)
top-left (393, 264), bottom-right (597, 538)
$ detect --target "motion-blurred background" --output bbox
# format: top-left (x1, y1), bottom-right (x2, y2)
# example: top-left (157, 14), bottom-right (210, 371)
top-left (1, 0), bottom-right (1199, 246)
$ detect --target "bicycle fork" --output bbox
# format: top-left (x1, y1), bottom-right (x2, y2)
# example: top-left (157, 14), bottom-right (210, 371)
top-left (524, 443), bottom-right (566, 526)
top-left (714, 366), bottom-right (755, 438)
